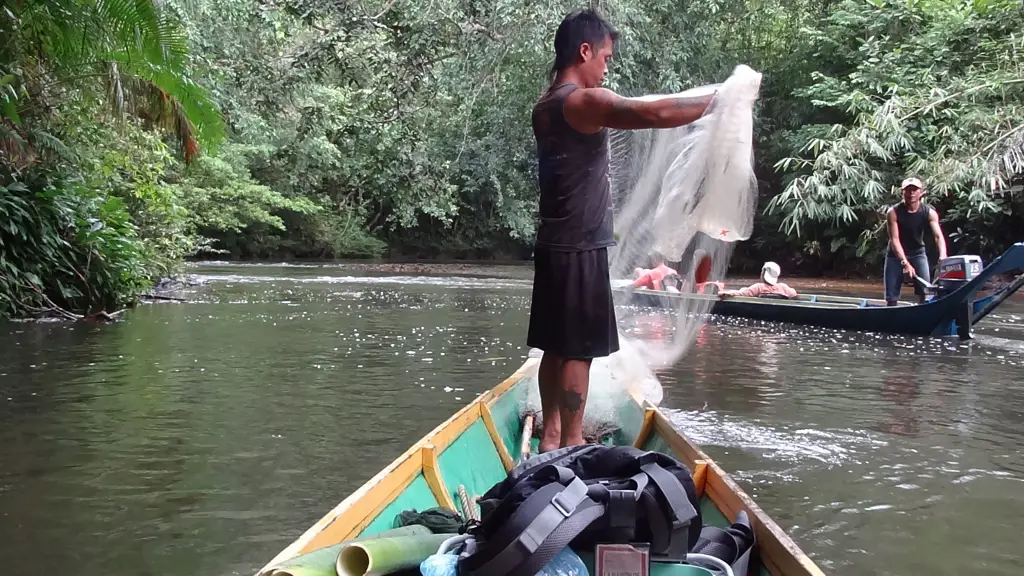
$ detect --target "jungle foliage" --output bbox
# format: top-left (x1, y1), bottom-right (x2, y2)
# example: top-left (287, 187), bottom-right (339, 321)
top-left (2, 0), bottom-right (1023, 318)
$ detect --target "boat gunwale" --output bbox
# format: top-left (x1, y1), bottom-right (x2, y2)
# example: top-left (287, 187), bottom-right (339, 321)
top-left (256, 359), bottom-right (539, 572)
top-left (647, 411), bottom-right (826, 576)
top-left (256, 357), bottom-right (826, 576)
top-left (621, 287), bottom-right (911, 309)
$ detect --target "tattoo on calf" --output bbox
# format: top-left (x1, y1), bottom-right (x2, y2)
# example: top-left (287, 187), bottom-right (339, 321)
top-left (562, 390), bottom-right (584, 413)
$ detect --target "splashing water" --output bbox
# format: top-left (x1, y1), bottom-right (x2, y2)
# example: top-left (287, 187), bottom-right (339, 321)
top-left (610, 64), bottom-right (764, 369)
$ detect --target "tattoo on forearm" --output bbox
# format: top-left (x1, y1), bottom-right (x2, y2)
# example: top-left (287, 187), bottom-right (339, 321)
top-left (561, 390), bottom-right (584, 413)
top-left (611, 97), bottom-right (647, 121)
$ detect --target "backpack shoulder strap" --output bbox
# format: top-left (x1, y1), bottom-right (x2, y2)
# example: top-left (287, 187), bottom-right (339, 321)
top-left (460, 465), bottom-right (605, 576)
top-left (640, 462), bottom-right (698, 526)
top-left (639, 461), bottom-right (699, 559)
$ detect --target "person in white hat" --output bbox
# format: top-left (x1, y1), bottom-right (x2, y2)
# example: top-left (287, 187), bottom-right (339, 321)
top-left (720, 261), bottom-right (798, 299)
top-left (884, 177), bottom-right (947, 305)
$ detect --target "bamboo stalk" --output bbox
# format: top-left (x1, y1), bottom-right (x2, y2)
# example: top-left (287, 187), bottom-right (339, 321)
top-left (257, 525), bottom-right (430, 576)
top-left (519, 414), bottom-right (534, 463)
top-left (336, 532), bottom-right (456, 576)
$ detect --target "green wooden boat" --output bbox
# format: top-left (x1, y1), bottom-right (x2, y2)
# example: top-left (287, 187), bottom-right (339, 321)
top-left (256, 356), bottom-right (826, 576)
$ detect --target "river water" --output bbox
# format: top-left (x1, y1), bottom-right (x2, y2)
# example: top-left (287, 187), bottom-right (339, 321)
top-left (1, 263), bottom-right (1021, 576)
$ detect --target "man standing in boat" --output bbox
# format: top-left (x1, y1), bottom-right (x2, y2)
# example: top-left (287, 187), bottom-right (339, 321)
top-left (884, 177), bottom-right (948, 306)
top-left (528, 9), bottom-right (714, 452)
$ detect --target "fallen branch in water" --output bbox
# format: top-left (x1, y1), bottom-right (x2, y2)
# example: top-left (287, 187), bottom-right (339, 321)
top-left (84, 309), bottom-right (126, 322)
top-left (23, 285), bottom-right (127, 322)
top-left (142, 293), bottom-right (187, 302)
top-left (30, 288), bottom-right (81, 321)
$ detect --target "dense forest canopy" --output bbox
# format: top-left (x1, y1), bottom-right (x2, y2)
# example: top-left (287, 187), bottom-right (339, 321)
top-left (2, 0), bottom-right (1023, 318)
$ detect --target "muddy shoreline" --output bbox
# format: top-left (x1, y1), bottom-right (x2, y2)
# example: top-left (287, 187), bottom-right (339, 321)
top-left (184, 260), bottom-right (1023, 300)
top-left (187, 260), bottom-right (888, 292)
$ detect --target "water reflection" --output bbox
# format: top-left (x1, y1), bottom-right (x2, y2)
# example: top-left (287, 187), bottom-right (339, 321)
top-left (878, 366), bottom-right (922, 437)
top-left (650, 309), bottom-right (1024, 576)
top-left (0, 269), bottom-right (532, 576)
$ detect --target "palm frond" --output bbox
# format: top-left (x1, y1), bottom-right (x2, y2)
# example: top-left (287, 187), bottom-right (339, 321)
top-left (8, 0), bottom-right (224, 160)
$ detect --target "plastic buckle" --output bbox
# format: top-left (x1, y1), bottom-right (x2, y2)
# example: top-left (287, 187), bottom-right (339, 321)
top-left (671, 517), bottom-right (691, 530)
top-left (608, 489), bottom-right (636, 502)
top-left (551, 491), bottom-right (575, 517)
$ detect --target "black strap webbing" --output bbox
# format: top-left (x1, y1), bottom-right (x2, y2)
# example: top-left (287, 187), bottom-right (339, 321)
top-left (465, 471), bottom-right (603, 576)
top-left (640, 462), bottom-right (698, 560)
top-left (640, 489), bottom-right (671, 553)
top-left (640, 462), bottom-right (698, 527)
top-left (506, 445), bottom-right (602, 483)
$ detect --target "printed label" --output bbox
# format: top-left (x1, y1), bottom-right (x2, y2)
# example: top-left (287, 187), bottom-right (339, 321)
top-left (596, 543), bottom-right (649, 576)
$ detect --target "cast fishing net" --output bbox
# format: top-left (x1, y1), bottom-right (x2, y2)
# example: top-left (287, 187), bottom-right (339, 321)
top-left (520, 65), bottom-right (763, 440)
top-left (610, 64), bottom-right (763, 371)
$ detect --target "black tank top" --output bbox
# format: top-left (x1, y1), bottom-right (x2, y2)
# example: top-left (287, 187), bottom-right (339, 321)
top-left (889, 202), bottom-right (931, 255)
top-left (531, 83), bottom-right (615, 252)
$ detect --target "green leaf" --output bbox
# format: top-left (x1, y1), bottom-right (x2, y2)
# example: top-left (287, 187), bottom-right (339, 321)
top-left (1, 98), bottom-right (21, 126)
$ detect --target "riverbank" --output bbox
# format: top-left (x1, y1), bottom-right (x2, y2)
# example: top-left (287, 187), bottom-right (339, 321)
top-left (5, 258), bottom-right (1015, 323)
top-left (188, 259), bottom-right (888, 293)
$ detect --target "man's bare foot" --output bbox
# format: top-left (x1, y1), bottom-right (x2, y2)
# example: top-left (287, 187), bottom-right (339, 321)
top-left (560, 436), bottom-right (587, 448)
top-left (539, 425), bottom-right (562, 453)
top-left (538, 440), bottom-right (561, 453)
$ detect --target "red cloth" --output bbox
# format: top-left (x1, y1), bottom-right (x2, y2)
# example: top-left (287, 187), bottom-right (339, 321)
top-left (632, 264), bottom-right (677, 290)
top-left (696, 281), bottom-right (725, 294)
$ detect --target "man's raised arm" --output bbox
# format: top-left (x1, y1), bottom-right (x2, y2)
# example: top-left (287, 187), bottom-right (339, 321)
top-left (564, 87), bottom-right (714, 133)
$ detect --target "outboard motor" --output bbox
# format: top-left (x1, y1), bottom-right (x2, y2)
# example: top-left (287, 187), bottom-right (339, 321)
top-left (935, 255), bottom-right (983, 298)
top-left (935, 255), bottom-right (984, 340)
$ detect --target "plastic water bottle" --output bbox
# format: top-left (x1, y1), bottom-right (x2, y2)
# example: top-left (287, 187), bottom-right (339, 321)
top-left (419, 547), bottom-right (587, 576)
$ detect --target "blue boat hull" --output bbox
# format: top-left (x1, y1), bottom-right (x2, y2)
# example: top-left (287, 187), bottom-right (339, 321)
top-left (616, 243), bottom-right (1024, 339)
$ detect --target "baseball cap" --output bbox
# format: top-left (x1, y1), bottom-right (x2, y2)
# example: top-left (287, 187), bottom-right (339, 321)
top-left (901, 177), bottom-right (924, 190)
top-left (761, 261), bottom-right (781, 286)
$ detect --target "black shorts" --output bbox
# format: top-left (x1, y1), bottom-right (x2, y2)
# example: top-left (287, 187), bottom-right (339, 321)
top-left (526, 247), bottom-right (620, 360)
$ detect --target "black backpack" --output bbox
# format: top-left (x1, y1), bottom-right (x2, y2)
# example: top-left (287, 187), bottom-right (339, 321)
top-left (458, 444), bottom-right (727, 576)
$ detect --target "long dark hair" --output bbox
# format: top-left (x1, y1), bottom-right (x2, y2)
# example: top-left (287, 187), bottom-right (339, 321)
top-left (547, 9), bottom-right (619, 85)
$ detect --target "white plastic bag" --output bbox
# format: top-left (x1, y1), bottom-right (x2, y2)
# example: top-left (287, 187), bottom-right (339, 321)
top-left (419, 545), bottom-right (587, 576)
top-left (537, 547), bottom-right (588, 576)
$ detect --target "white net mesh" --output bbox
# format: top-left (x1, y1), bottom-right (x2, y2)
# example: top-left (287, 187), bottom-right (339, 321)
top-left (520, 337), bottom-right (663, 439)
top-left (520, 65), bottom-right (764, 433)
top-left (610, 64), bottom-right (764, 370)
